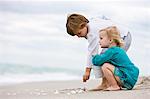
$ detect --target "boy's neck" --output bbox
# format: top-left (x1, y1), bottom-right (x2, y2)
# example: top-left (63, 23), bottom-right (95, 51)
top-left (85, 25), bottom-right (89, 39)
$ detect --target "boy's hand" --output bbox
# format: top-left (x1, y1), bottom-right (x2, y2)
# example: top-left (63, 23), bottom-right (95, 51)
top-left (83, 67), bottom-right (91, 82)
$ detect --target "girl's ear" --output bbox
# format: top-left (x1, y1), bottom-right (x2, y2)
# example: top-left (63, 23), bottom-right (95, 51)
top-left (110, 39), bottom-right (113, 43)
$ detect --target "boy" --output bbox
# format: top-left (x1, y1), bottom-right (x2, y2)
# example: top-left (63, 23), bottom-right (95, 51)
top-left (66, 13), bottom-right (132, 90)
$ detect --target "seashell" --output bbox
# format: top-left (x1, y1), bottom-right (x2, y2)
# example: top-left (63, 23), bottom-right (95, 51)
top-left (54, 90), bottom-right (59, 94)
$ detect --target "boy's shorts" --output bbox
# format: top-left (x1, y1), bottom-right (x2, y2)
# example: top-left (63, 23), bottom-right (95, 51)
top-left (93, 32), bottom-right (132, 78)
top-left (92, 66), bottom-right (103, 78)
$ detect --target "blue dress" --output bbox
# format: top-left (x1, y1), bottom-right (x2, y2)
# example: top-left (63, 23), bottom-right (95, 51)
top-left (92, 46), bottom-right (139, 90)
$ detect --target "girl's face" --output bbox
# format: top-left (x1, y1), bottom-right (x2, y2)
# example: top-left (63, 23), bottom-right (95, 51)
top-left (75, 26), bottom-right (88, 38)
top-left (99, 31), bottom-right (111, 48)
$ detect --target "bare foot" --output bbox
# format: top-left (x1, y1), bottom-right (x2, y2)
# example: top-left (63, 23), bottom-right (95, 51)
top-left (103, 86), bottom-right (121, 91)
top-left (89, 84), bottom-right (108, 91)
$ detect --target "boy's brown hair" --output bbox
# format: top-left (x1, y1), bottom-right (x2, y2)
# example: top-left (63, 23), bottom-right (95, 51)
top-left (66, 14), bottom-right (89, 36)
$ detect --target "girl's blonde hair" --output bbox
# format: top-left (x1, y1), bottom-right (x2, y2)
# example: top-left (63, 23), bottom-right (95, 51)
top-left (100, 26), bottom-right (124, 47)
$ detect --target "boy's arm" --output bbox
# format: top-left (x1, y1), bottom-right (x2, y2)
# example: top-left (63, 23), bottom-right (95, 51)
top-left (83, 67), bottom-right (91, 82)
top-left (122, 32), bottom-right (132, 51)
top-left (83, 35), bottom-right (99, 82)
top-left (86, 35), bottom-right (99, 68)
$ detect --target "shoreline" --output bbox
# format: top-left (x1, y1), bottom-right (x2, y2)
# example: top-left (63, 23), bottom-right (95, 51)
top-left (0, 76), bottom-right (150, 99)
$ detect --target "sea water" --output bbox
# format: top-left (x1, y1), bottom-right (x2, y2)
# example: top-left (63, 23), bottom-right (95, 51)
top-left (0, 63), bottom-right (82, 85)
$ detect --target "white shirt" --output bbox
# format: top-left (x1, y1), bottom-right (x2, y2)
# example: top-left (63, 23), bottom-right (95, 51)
top-left (86, 18), bottom-right (129, 68)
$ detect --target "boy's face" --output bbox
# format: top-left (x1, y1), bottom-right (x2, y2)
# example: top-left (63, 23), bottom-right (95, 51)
top-left (99, 31), bottom-right (111, 48)
top-left (75, 26), bottom-right (88, 38)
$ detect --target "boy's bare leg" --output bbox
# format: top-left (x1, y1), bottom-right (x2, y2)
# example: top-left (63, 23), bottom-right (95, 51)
top-left (96, 77), bottom-right (108, 89)
top-left (102, 63), bottom-right (120, 91)
top-left (89, 78), bottom-right (107, 91)
top-left (89, 73), bottom-right (108, 91)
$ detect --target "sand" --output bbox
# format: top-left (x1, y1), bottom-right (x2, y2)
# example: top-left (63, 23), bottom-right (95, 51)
top-left (0, 76), bottom-right (150, 99)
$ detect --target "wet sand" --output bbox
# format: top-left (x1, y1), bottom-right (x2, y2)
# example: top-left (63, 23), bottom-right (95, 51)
top-left (0, 76), bottom-right (150, 99)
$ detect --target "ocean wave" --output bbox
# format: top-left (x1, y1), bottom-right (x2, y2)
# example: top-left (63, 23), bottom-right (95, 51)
top-left (0, 63), bottom-right (83, 75)
top-left (0, 72), bottom-right (81, 85)
top-left (0, 63), bottom-right (83, 85)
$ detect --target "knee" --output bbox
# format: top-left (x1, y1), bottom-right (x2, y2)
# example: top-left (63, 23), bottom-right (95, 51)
top-left (101, 63), bottom-right (109, 71)
top-left (101, 63), bottom-right (112, 71)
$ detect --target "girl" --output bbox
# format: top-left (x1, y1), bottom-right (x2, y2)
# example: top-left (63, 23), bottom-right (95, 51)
top-left (92, 26), bottom-right (139, 91)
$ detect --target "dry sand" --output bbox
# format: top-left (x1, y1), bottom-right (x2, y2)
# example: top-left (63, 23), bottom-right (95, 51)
top-left (0, 76), bottom-right (150, 99)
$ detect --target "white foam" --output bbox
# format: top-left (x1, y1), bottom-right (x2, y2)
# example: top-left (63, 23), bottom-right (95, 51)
top-left (0, 72), bottom-right (80, 85)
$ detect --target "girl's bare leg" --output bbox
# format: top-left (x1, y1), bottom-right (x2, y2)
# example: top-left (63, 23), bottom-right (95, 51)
top-left (101, 63), bottom-right (121, 91)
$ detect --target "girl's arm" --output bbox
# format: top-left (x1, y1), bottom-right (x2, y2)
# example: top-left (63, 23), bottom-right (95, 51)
top-left (92, 47), bottom-right (114, 66)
